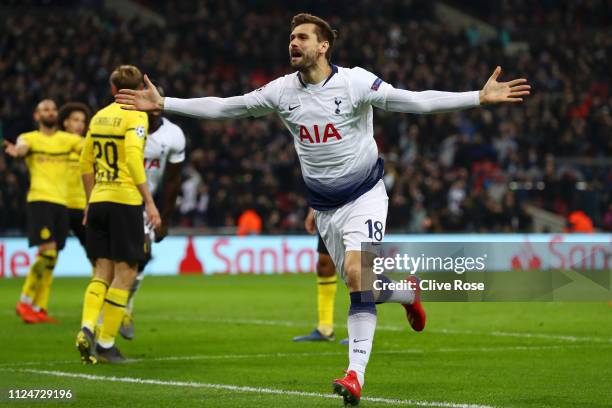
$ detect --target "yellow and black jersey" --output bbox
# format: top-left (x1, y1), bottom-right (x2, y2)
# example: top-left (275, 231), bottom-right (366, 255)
top-left (18, 130), bottom-right (83, 205)
top-left (80, 102), bottom-right (148, 206)
top-left (67, 150), bottom-right (86, 209)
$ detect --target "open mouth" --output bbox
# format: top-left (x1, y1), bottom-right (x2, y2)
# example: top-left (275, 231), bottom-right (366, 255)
top-left (290, 49), bottom-right (303, 59)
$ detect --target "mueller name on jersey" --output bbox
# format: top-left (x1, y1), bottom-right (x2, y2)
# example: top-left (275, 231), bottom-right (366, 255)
top-left (299, 123), bottom-right (342, 144)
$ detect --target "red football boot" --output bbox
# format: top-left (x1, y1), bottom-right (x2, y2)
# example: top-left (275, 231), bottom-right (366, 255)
top-left (332, 370), bottom-right (361, 406)
top-left (402, 276), bottom-right (426, 332)
top-left (35, 309), bottom-right (59, 323)
top-left (16, 302), bottom-right (40, 324)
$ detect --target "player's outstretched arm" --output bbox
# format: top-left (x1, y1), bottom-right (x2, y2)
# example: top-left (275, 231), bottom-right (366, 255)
top-left (115, 74), bottom-right (164, 113)
top-left (3, 140), bottom-right (29, 157)
top-left (378, 66), bottom-right (529, 114)
top-left (115, 75), bottom-right (254, 120)
top-left (478, 66), bottom-right (530, 105)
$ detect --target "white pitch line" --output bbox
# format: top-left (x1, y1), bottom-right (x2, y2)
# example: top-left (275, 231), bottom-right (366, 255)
top-left (6, 368), bottom-right (499, 408)
top-left (118, 344), bottom-right (591, 363)
top-left (488, 331), bottom-right (612, 343)
top-left (427, 328), bottom-right (612, 344)
top-left (4, 310), bottom-right (610, 344)
top-left (0, 344), bottom-right (602, 369)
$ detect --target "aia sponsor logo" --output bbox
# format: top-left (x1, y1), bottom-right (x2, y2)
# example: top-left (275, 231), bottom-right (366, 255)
top-left (299, 124), bottom-right (342, 144)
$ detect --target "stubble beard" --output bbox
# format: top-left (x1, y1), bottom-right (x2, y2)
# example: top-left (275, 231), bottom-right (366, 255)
top-left (291, 52), bottom-right (316, 72)
top-left (40, 118), bottom-right (57, 128)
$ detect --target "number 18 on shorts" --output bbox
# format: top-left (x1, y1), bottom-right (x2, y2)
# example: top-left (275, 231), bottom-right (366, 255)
top-left (314, 179), bottom-right (388, 277)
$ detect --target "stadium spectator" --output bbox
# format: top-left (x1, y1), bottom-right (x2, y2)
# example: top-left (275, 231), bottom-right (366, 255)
top-left (564, 210), bottom-right (595, 233)
top-left (237, 209), bottom-right (263, 236)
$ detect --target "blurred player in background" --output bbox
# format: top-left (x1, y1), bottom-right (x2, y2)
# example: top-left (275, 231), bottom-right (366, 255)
top-left (293, 208), bottom-right (344, 343)
top-left (76, 65), bottom-right (160, 364)
top-left (116, 12), bottom-right (530, 405)
top-left (4, 99), bottom-right (83, 324)
top-left (58, 102), bottom-right (92, 255)
top-left (119, 86), bottom-right (186, 341)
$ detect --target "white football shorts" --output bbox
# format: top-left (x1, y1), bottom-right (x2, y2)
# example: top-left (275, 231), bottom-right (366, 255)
top-left (314, 179), bottom-right (388, 281)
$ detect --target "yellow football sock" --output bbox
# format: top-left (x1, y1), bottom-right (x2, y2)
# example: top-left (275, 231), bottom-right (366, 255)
top-left (81, 278), bottom-right (109, 331)
top-left (32, 249), bottom-right (57, 311)
top-left (316, 276), bottom-right (337, 336)
top-left (21, 265), bottom-right (43, 304)
top-left (98, 288), bottom-right (129, 348)
top-left (33, 268), bottom-right (54, 311)
top-left (22, 249), bottom-right (56, 306)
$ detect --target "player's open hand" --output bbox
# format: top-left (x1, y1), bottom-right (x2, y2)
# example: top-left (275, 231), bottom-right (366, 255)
top-left (115, 74), bottom-right (164, 112)
top-left (304, 208), bottom-right (316, 235)
top-left (3, 140), bottom-right (18, 157)
top-left (145, 201), bottom-right (162, 230)
top-left (479, 66), bottom-right (531, 105)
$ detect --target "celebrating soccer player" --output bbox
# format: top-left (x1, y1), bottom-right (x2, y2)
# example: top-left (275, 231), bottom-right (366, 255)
top-left (119, 86), bottom-right (186, 341)
top-left (4, 99), bottom-right (83, 324)
top-left (58, 102), bottom-right (92, 256)
top-left (76, 65), bottom-right (161, 364)
top-left (115, 13), bottom-right (530, 405)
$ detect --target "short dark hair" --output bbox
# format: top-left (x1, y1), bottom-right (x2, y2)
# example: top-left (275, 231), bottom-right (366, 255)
top-left (58, 102), bottom-right (91, 133)
top-left (110, 65), bottom-right (143, 90)
top-left (291, 13), bottom-right (338, 62)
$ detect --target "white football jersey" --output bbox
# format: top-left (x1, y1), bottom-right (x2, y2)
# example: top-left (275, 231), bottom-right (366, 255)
top-left (243, 66), bottom-right (391, 210)
top-left (144, 117), bottom-right (186, 195)
top-left (164, 65), bottom-right (479, 210)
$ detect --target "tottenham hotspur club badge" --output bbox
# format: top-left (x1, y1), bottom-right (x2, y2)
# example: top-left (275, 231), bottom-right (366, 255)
top-left (334, 97), bottom-right (342, 114)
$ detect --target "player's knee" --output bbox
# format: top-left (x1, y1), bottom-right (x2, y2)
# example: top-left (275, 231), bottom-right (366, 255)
top-left (343, 263), bottom-right (362, 291)
top-left (39, 248), bottom-right (58, 270)
top-left (112, 262), bottom-right (138, 290)
top-left (316, 254), bottom-right (335, 277)
top-left (40, 248), bottom-right (57, 260)
top-left (112, 274), bottom-right (136, 291)
top-left (94, 258), bottom-right (114, 282)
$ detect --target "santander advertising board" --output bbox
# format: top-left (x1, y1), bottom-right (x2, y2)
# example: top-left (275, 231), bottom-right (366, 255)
top-left (0, 234), bottom-right (609, 277)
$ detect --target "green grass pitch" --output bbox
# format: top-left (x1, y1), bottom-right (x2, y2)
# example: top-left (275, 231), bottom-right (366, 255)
top-left (0, 274), bottom-right (611, 407)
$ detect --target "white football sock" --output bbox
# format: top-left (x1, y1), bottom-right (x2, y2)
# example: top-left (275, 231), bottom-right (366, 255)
top-left (347, 311), bottom-right (377, 386)
top-left (20, 294), bottom-right (33, 304)
top-left (96, 337), bottom-right (114, 349)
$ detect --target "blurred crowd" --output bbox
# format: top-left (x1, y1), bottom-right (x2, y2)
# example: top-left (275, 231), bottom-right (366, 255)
top-left (1, 0), bottom-right (610, 234)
